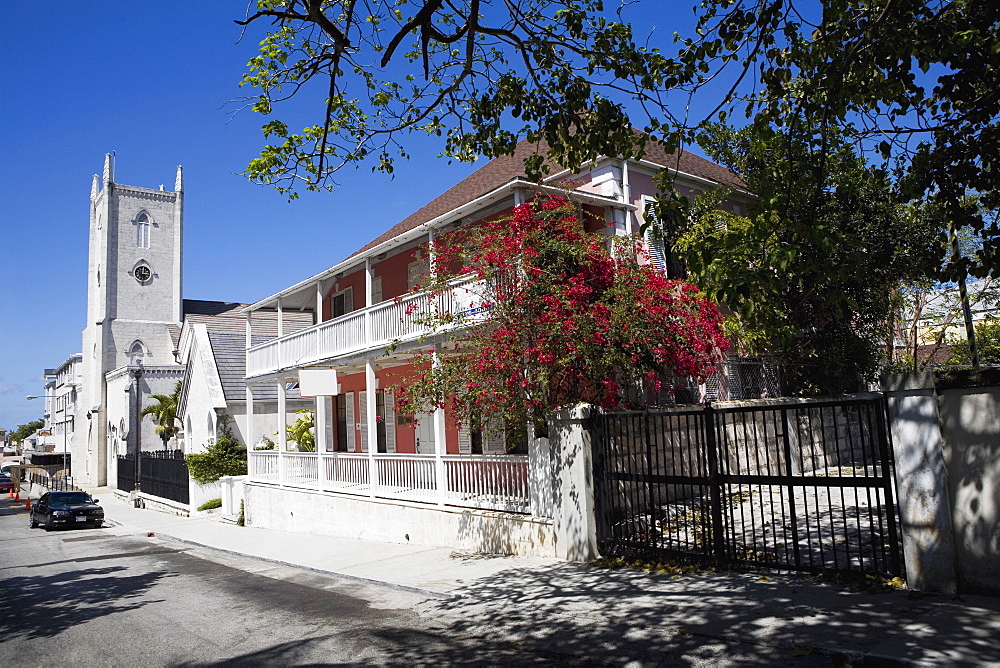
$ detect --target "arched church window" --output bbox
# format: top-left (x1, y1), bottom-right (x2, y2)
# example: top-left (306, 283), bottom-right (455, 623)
top-left (135, 212), bottom-right (151, 248)
top-left (128, 341), bottom-right (145, 365)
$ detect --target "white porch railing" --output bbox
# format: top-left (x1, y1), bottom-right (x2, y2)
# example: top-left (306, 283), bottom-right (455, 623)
top-left (247, 451), bottom-right (532, 514)
top-left (248, 451), bottom-right (279, 482)
top-left (247, 280), bottom-right (483, 378)
top-left (444, 455), bottom-right (531, 513)
top-left (284, 452), bottom-right (319, 485)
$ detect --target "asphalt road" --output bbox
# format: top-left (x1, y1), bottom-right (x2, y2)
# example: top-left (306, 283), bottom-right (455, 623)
top-left (0, 499), bottom-right (554, 666)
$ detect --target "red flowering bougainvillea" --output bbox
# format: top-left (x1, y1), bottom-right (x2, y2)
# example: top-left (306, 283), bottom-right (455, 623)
top-left (393, 195), bottom-right (728, 435)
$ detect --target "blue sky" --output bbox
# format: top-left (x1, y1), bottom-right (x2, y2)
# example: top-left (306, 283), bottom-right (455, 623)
top-left (0, 2), bottom-right (723, 430)
top-left (0, 3), bottom-right (489, 429)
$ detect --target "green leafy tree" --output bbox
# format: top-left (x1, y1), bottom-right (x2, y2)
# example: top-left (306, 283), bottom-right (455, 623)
top-left (9, 419), bottom-right (44, 445)
top-left (236, 0), bottom-right (998, 278)
top-left (946, 319), bottom-right (1000, 366)
top-left (141, 381), bottom-right (182, 448)
top-left (674, 121), bottom-right (940, 395)
top-left (186, 418), bottom-right (248, 484)
top-left (286, 409), bottom-right (315, 452)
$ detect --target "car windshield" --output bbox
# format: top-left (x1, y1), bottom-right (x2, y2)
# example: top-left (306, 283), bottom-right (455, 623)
top-left (0, 474), bottom-right (11, 482)
top-left (52, 493), bottom-right (94, 504)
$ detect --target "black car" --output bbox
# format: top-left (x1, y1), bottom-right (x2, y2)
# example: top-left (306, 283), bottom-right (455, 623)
top-left (30, 491), bottom-right (105, 531)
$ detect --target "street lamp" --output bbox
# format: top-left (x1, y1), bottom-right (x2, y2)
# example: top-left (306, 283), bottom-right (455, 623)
top-left (26, 393), bottom-right (69, 476)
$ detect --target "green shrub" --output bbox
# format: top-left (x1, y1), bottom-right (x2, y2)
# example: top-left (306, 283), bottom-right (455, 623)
top-left (197, 498), bottom-right (222, 511)
top-left (237, 500), bottom-right (245, 527)
top-left (186, 420), bottom-right (247, 484)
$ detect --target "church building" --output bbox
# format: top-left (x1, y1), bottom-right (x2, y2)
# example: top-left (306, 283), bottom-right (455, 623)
top-left (69, 156), bottom-right (310, 496)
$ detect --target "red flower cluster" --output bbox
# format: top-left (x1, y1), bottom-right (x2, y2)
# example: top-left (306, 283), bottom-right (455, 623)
top-left (394, 195), bottom-right (729, 427)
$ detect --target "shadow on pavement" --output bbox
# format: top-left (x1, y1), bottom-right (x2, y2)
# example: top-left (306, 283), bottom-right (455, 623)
top-left (0, 565), bottom-right (168, 640)
top-left (405, 563), bottom-right (998, 665)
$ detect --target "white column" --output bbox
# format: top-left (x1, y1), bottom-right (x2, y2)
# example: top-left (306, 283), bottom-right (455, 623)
top-left (365, 358), bottom-right (378, 498)
top-left (315, 281), bottom-right (323, 325)
top-left (277, 298), bottom-right (284, 337)
top-left (277, 378), bottom-right (287, 486)
top-left (433, 345), bottom-right (447, 505)
top-left (316, 394), bottom-right (328, 486)
top-left (245, 385), bottom-right (255, 449)
top-left (316, 281), bottom-right (324, 361)
top-left (245, 313), bottom-right (254, 446)
top-left (365, 258), bottom-right (374, 308)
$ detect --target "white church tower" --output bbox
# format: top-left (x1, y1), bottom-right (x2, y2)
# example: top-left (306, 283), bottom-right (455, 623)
top-left (77, 155), bottom-right (186, 485)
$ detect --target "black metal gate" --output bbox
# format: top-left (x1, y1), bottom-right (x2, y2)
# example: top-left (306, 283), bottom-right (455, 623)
top-left (117, 450), bottom-right (189, 505)
top-left (592, 397), bottom-right (904, 578)
top-left (117, 454), bottom-right (136, 492)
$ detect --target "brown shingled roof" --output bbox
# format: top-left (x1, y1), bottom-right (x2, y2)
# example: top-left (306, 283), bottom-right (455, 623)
top-left (183, 299), bottom-right (313, 335)
top-left (349, 137), bottom-right (746, 259)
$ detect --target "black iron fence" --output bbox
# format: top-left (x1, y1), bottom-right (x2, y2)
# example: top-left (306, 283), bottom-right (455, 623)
top-left (117, 450), bottom-right (189, 505)
top-left (28, 470), bottom-right (80, 492)
top-left (592, 396), bottom-right (904, 578)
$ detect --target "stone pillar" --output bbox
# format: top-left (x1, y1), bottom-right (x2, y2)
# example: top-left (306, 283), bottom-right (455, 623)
top-left (527, 430), bottom-right (554, 519)
top-left (549, 404), bottom-right (599, 562)
top-left (882, 373), bottom-right (958, 594)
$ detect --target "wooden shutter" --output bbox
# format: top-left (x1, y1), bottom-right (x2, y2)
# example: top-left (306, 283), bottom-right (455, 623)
top-left (344, 286), bottom-right (354, 313)
top-left (383, 391), bottom-right (396, 453)
top-left (345, 392), bottom-right (356, 452)
top-left (457, 423), bottom-right (472, 454)
top-left (324, 396), bottom-right (335, 452)
top-left (644, 227), bottom-right (667, 270)
top-left (371, 276), bottom-right (383, 305)
top-left (359, 390), bottom-right (368, 452)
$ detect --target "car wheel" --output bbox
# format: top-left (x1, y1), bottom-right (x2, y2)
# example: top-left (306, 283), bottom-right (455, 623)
top-left (29, 512), bottom-right (38, 529)
top-left (44, 515), bottom-right (54, 532)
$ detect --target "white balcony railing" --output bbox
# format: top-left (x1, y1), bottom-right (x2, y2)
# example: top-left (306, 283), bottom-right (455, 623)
top-left (247, 451), bottom-right (533, 515)
top-left (247, 281), bottom-right (482, 378)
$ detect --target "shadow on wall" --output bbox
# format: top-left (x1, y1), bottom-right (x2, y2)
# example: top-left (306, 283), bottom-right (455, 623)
top-left (453, 510), bottom-right (553, 556)
top-left (937, 382), bottom-right (1000, 595)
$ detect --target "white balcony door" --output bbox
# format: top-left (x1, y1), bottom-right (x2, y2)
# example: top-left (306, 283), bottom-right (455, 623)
top-left (414, 412), bottom-right (435, 454)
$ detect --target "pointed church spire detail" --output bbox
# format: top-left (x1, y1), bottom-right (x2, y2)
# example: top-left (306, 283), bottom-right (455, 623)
top-left (175, 165), bottom-right (183, 192)
top-left (91, 174), bottom-right (99, 199)
top-left (103, 153), bottom-right (113, 187)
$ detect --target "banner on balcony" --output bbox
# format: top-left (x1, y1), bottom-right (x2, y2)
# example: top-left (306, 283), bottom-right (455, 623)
top-left (298, 368), bottom-right (339, 396)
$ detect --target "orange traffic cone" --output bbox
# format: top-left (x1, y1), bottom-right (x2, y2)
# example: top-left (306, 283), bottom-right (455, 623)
top-left (25, 495), bottom-right (31, 510)
top-left (14, 491), bottom-right (20, 502)
top-left (6, 488), bottom-right (11, 499)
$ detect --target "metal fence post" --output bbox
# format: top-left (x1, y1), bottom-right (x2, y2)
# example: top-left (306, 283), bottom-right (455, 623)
top-left (704, 402), bottom-right (726, 564)
top-left (781, 406), bottom-right (802, 570)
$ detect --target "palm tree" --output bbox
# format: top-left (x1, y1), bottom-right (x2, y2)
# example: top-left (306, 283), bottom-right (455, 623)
top-left (141, 381), bottom-right (182, 449)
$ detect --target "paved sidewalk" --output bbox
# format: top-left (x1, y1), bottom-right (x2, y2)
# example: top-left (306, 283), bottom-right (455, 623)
top-left (75, 485), bottom-right (560, 598)
top-left (20, 483), bottom-right (1000, 665)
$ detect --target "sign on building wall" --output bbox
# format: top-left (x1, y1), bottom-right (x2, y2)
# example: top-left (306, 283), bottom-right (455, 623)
top-left (298, 368), bottom-right (340, 397)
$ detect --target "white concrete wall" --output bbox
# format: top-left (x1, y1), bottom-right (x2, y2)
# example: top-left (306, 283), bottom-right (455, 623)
top-left (244, 483), bottom-right (555, 557)
top-left (937, 381), bottom-right (1000, 595)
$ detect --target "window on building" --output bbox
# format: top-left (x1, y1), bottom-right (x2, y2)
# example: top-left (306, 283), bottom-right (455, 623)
top-left (135, 212), bottom-right (151, 248)
top-left (335, 395), bottom-right (348, 451)
top-left (407, 254), bottom-right (430, 289)
top-left (375, 391), bottom-right (387, 453)
top-left (128, 341), bottom-right (145, 365)
top-left (330, 286), bottom-right (354, 318)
